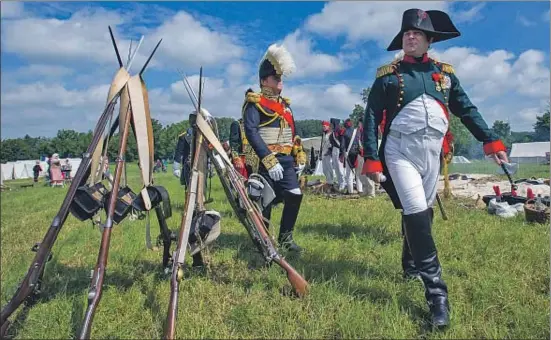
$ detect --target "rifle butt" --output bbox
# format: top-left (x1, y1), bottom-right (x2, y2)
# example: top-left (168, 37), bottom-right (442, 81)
top-left (164, 269), bottom-right (181, 339)
top-left (0, 103), bottom-right (118, 327)
top-left (274, 257), bottom-right (308, 298)
top-left (436, 194), bottom-right (448, 221)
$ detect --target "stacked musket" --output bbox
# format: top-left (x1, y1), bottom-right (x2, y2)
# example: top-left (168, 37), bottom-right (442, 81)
top-left (164, 69), bottom-right (309, 339)
top-left (0, 27), bottom-right (164, 339)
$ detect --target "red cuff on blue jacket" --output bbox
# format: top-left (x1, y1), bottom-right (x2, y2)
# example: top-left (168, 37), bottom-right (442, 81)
top-left (362, 159), bottom-right (383, 174)
top-left (483, 140), bottom-right (506, 155)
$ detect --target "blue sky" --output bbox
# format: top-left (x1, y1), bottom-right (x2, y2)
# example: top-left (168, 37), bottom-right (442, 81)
top-left (1, 1), bottom-right (549, 139)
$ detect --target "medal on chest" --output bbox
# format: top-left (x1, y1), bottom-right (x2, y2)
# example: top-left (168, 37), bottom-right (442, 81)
top-left (431, 72), bottom-right (451, 92)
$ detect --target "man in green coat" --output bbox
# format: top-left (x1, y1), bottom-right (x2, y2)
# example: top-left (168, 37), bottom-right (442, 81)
top-left (362, 8), bottom-right (508, 330)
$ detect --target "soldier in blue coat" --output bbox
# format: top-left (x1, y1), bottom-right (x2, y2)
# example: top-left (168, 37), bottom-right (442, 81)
top-left (362, 8), bottom-right (508, 330)
top-left (242, 43), bottom-right (303, 252)
top-left (173, 127), bottom-right (193, 188)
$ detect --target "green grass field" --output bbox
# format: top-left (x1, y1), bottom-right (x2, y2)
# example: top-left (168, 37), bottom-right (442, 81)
top-left (1, 164), bottom-right (549, 339)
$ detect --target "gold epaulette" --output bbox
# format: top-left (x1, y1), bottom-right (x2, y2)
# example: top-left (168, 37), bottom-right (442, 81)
top-left (376, 64), bottom-right (396, 78)
top-left (282, 97), bottom-right (291, 105)
top-left (246, 91), bottom-right (261, 103)
top-left (440, 62), bottom-right (455, 74)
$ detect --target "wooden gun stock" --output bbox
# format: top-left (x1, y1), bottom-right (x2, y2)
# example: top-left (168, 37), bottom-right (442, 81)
top-left (273, 257), bottom-right (308, 297)
top-left (226, 165), bottom-right (309, 297)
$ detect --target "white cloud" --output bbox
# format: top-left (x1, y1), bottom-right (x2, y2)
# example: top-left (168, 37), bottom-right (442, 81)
top-left (424, 47), bottom-right (550, 131)
top-left (1, 7), bottom-right (244, 75)
top-left (285, 83), bottom-right (363, 120)
top-left (0, 82), bottom-right (109, 138)
top-left (10, 64), bottom-right (75, 79)
top-left (0, 74), bottom-right (362, 138)
top-left (145, 11), bottom-right (244, 71)
top-left (281, 30), bottom-right (348, 78)
top-left (453, 3), bottom-right (485, 24)
top-left (429, 47), bottom-right (550, 102)
top-left (517, 14), bottom-right (536, 27)
top-left (304, 1), bottom-right (449, 46)
top-left (0, 1), bottom-right (25, 19)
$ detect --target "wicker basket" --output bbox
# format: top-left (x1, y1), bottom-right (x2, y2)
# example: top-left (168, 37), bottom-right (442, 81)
top-left (524, 199), bottom-right (550, 224)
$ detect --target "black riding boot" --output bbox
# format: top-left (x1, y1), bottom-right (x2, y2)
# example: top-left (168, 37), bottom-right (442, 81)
top-left (262, 204), bottom-right (273, 229)
top-left (402, 208), bottom-right (450, 330)
top-left (278, 191), bottom-right (303, 252)
top-left (192, 253), bottom-right (205, 267)
top-left (401, 215), bottom-right (420, 281)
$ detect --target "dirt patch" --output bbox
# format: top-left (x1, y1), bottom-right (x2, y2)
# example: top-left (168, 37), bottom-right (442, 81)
top-left (438, 173), bottom-right (550, 200)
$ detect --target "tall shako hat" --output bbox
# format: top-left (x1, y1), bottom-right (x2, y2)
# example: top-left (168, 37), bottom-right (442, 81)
top-left (258, 43), bottom-right (296, 80)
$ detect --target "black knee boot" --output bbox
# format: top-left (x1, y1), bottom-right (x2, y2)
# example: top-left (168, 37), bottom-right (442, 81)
top-left (262, 204), bottom-right (273, 229)
top-left (403, 208), bottom-right (450, 329)
top-left (278, 191), bottom-right (303, 252)
top-left (401, 215), bottom-right (420, 280)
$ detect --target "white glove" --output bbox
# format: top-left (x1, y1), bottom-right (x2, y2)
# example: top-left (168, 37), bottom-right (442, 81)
top-left (268, 163), bottom-right (284, 182)
top-left (295, 164), bottom-right (305, 176)
top-left (173, 161), bottom-right (181, 178)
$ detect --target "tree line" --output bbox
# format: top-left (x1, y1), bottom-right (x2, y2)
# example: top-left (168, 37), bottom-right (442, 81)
top-left (0, 118), bottom-right (325, 163)
top-left (1, 93), bottom-right (548, 163)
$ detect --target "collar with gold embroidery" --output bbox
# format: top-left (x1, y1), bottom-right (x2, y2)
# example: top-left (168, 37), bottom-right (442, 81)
top-left (260, 86), bottom-right (281, 101)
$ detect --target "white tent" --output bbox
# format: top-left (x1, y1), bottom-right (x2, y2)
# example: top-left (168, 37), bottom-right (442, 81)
top-left (451, 156), bottom-right (471, 164)
top-left (509, 142), bottom-right (550, 164)
top-left (12, 162), bottom-right (31, 179)
top-left (66, 158), bottom-right (82, 177)
top-left (312, 160), bottom-right (324, 176)
top-left (1, 163), bottom-right (14, 181)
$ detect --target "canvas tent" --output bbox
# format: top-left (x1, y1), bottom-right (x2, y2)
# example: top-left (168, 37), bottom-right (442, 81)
top-left (509, 142), bottom-right (550, 164)
top-left (312, 160), bottom-right (324, 176)
top-left (451, 156), bottom-right (471, 164)
top-left (0, 158), bottom-right (82, 181)
top-left (1, 163), bottom-right (14, 181)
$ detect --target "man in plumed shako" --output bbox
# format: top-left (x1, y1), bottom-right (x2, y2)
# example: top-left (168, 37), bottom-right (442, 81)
top-left (362, 9), bottom-right (508, 329)
top-left (242, 43), bottom-right (304, 252)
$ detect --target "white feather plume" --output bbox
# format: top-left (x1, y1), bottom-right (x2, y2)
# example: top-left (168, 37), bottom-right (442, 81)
top-left (260, 43), bottom-right (296, 77)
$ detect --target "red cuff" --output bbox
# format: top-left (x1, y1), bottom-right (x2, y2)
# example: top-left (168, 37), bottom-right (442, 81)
top-left (362, 159), bottom-right (383, 174)
top-left (483, 140), bottom-right (506, 155)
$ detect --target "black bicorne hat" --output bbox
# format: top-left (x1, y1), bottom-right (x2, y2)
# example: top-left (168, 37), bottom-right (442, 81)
top-left (387, 8), bottom-right (461, 51)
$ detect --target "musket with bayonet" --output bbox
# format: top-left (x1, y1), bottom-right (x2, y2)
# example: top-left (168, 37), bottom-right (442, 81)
top-left (0, 26), bottom-right (149, 337)
top-left (178, 71), bottom-right (308, 292)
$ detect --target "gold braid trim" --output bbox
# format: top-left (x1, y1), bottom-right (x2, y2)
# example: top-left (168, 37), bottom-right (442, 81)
top-left (440, 62), bottom-right (455, 74)
top-left (255, 103), bottom-right (279, 127)
top-left (376, 63), bottom-right (397, 78)
top-left (261, 154), bottom-right (279, 170)
top-left (246, 91), bottom-right (261, 103)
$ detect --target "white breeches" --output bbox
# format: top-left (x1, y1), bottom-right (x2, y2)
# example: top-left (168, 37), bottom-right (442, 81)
top-left (322, 154), bottom-right (334, 184)
top-left (345, 156), bottom-right (363, 193)
top-left (331, 147), bottom-right (345, 188)
top-left (384, 128), bottom-right (444, 215)
top-left (356, 156), bottom-right (376, 196)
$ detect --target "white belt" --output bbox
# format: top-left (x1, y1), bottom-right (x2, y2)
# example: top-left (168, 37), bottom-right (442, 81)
top-left (388, 128), bottom-right (443, 139)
